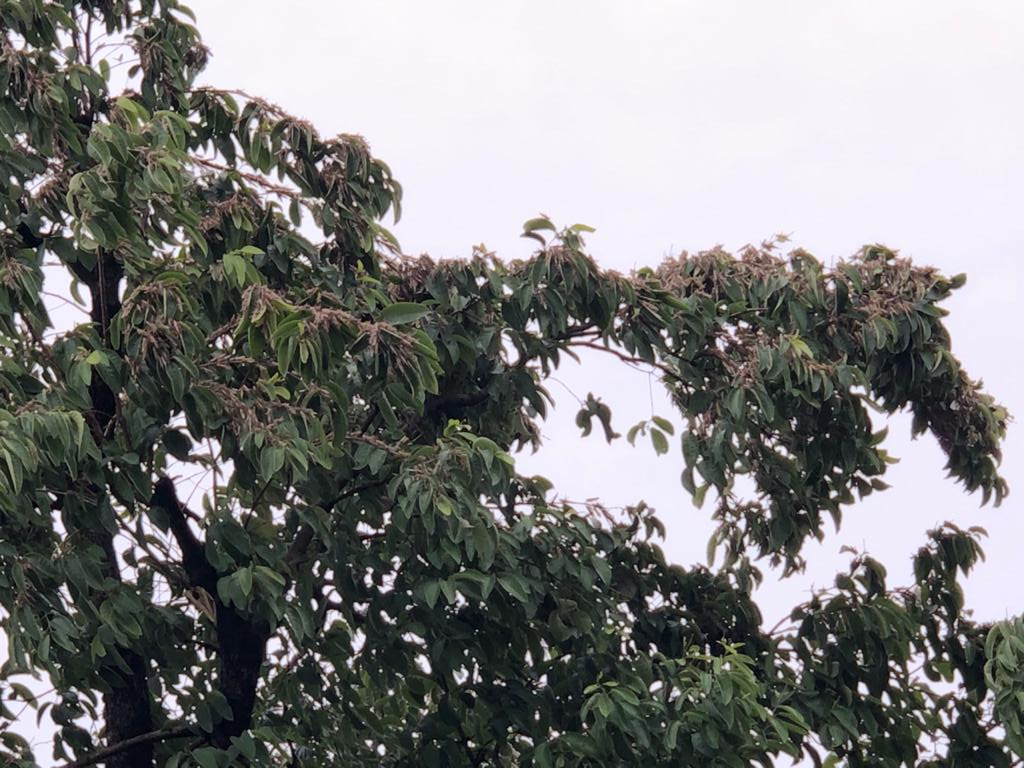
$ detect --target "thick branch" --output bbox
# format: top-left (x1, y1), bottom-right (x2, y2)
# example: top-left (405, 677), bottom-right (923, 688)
top-left (426, 388), bottom-right (490, 412)
top-left (283, 478), bottom-right (390, 575)
top-left (58, 727), bottom-right (193, 768)
top-left (284, 525), bottom-right (317, 571)
top-left (151, 477), bottom-right (217, 591)
top-left (70, 234), bottom-right (154, 766)
top-left (149, 482), bottom-right (270, 747)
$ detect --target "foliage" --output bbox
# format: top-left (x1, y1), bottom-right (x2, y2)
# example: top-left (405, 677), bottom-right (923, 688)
top-left (0, 2), bottom-right (1017, 767)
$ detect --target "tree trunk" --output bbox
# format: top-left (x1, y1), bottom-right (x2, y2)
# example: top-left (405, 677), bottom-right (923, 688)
top-left (83, 251), bottom-right (156, 766)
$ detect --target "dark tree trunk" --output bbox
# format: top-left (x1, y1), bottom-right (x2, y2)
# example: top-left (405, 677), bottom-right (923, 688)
top-left (152, 478), bottom-right (271, 748)
top-left (213, 610), bottom-right (271, 746)
top-left (101, 646), bottom-right (156, 768)
top-left (81, 250), bottom-right (156, 767)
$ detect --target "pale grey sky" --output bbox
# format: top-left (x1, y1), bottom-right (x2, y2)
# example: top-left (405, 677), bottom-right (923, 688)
top-left (185, 0), bottom-right (1023, 624)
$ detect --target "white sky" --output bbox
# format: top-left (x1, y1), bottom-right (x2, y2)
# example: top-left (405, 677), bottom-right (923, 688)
top-left (185, 0), bottom-right (1023, 626)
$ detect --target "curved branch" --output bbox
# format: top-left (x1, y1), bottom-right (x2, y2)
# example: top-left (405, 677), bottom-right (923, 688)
top-left (192, 155), bottom-right (303, 200)
top-left (568, 339), bottom-right (682, 382)
top-left (151, 477), bottom-right (217, 591)
top-left (58, 727), bottom-right (194, 768)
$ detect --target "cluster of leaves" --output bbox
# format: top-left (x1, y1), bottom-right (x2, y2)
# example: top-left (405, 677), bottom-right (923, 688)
top-left (0, 2), bottom-right (1017, 767)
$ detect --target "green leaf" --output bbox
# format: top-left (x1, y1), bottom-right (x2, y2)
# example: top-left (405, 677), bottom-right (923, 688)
top-left (259, 446), bottom-right (285, 480)
top-left (440, 579), bottom-right (457, 604)
top-left (650, 427), bottom-right (669, 455)
top-left (162, 429), bottom-right (192, 460)
top-left (590, 553), bottom-right (612, 586)
top-left (790, 335), bottom-right (813, 358)
top-left (231, 734), bottom-right (256, 761)
top-left (522, 216), bottom-right (556, 233)
top-left (191, 747), bottom-right (223, 768)
top-left (237, 566), bottom-right (253, 597)
top-left (423, 580), bottom-right (441, 609)
top-left (498, 573), bottom-right (531, 603)
top-left (706, 533), bottom-right (718, 567)
top-left (666, 720), bottom-right (681, 751)
top-left (726, 388), bottom-right (746, 421)
top-left (435, 495), bottom-right (454, 517)
top-left (627, 422), bottom-right (643, 445)
top-left (223, 251), bottom-right (246, 287)
top-left (254, 565), bottom-right (286, 591)
top-left (834, 707), bottom-right (858, 737)
top-left (381, 302), bottom-right (430, 325)
top-left (651, 415), bottom-right (674, 435)
top-left (693, 482), bottom-right (710, 508)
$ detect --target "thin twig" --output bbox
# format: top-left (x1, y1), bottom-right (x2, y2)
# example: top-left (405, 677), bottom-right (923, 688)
top-left (191, 156), bottom-right (303, 200)
top-left (568, 339), bottom-right (681, 381)
top-left (84, 12), bottom-right (93, 66)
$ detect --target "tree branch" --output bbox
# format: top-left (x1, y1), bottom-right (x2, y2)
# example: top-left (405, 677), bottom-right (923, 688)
top-left (148, 484), bottom-right (272, 748)
top-left (192, 155), bottom-right (303, 200)
top-left (151, 476), bottom-right (217, 591)
top-left (284, 524), bottom-right (317, 571)
top-left (283, 479), bottom-right (389, 575)
top-left (58, 727), bottom-right (194, 768)
top-left (568, 339), bottom-right (682, 381)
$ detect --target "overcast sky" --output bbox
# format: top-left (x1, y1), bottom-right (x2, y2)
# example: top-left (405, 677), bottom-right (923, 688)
top-left (183, 0), bottom-right (1023, 626)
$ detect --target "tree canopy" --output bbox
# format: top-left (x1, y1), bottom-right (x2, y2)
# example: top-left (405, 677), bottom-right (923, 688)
top-left (0, 2), bottom-right (1019, 767)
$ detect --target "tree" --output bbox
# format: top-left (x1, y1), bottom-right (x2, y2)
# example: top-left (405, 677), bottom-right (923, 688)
top-left (0, 2), bottom-right (1019, 766)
